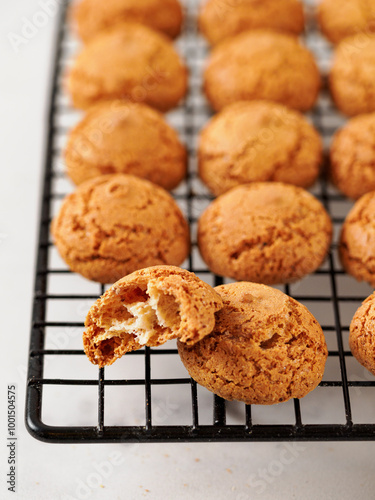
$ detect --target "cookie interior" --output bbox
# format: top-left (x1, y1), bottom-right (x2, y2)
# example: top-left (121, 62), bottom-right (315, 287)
top-left (88, 282), bottom-right (182, 365)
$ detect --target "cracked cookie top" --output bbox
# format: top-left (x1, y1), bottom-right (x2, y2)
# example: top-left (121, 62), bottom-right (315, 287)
top-left (330, 113), bottom-right (375, 200)
top-left (65, 101), bottom-right (187, 190)
top-left (350, 292), bottom-right (375, 376)
top-left (178, 282), bottom-right (328, 405)
top-left (199, 0), bottom-right (305, 45)
top-left (198, 182), bottom-right (332, 285)
top-left (330, 35), bottom-right (375, 116)
top-left (67, 22), bottom-right (188, 111)
top-left (203, 30), bottom-right (321, 112)
top-left (51, 174), bottom-right (190, 283)
top-left (318, 0), bottom-right (375, 44)
top-left (73, 0), bottom-right (183, 42)
top-left (339, 191), bottom-right (375, 287)
top-left (83, 266), bottom-right (223, 367)
top-left (198, 100), bottom-right (322, 196)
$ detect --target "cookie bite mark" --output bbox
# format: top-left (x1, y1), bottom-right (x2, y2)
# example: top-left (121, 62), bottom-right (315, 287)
top-left (83, 266), bottom-right (223, 366)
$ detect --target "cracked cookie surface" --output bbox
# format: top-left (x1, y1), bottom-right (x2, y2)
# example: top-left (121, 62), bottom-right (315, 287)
top-left (198, 100), bottom-right (322, 196)
top-left (330, 113), bottom-right (375, 200)
top-left (198, 182), bottom-right (332, 285)
top-left (51, 174), bottom-right (190, 283)
top-left (318, 0), bottom-right (375, 44)
top-left (339, 192), bottom-right (375, 286)
top-left (67, 22), bottom-right (188, 111)
top-left (73, 0), bottom-right (183, 42)
top-left (178, 282), bottom-right (328, 405)
top-left (83, 266), bottom-right (223, 367)
top-left (350, 292), bottom-right (375, 376)
top-left (330, 36), bottom-right (375, 116)
top-left (203, 30), bottom-right (321, 112)
top-left (65, 101), bottom-right (187, 190)
top-left (198, 0), bottom-right (304, 45)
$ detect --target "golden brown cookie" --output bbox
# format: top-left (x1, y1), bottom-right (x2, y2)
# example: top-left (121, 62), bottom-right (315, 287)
top-left (65, 101), bottom-right (187, 190)
top-left (73, 0), bottom-right (184, 42)
top-left (51, 175), bottom-right (190, 283)
top-left (198, 183), bottom-right (332, 285)
top-left (330, 113), bottom-right (375, 200)
top-left (203, 30), bottom-right (321, 112)
top-left (330, 36), bottom-right (375, 116)
top-left (350, 293), bottom-right (375, 376)
top-left (318, 0), bottom-right (375, 44)
top-left (83, 266), bottom-right (223, 367)
top-left (178, 282), bottom-right (328, 405)
top-left (67, 22), bottom-right (188, 112)
top-left (199, 0), bottom-right (305, 45)
top-left (339, 192), bottom-right (375, 286)
top-left (198, 101), bottom-right (322, 196)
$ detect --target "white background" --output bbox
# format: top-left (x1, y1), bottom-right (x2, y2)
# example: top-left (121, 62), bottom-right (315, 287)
top-left (0, 1), bottom-right (374, 499)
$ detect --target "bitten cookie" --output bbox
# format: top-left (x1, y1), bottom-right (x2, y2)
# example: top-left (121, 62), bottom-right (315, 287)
top-left (330, 36), bottom-right (375, 116)
top-left (203, 30), bottom-right (321, 112)
top-left (67, 23), bottom-right (188, 111)
top-left (350, 293), bottom-right (375, 376)
top-left (339, 191), bottom-right (375, 286)
top-left (65, 101), bottom-right (187, 190)
top-left (51, 175), bottom-right (190, 283)
top-left (318, 0), bottom-right (375, 44)
top-left (198, 101), bottom-right (322, 196)
top-left (330, 113), bottom-right (375, 200)
top-left (178, 282), bottom-right (328, 405)
top-left (73, 0), bottom-right (183, 42)
top-left (199, 0), bottom-right (305, 45)
top-left (198, 183), bottom-right (332, 285)
top-left (83, 266), bottom-right (223, 367)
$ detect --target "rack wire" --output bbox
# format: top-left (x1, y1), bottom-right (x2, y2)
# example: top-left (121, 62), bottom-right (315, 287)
top-left (26, 0), bottom-right (375, 443)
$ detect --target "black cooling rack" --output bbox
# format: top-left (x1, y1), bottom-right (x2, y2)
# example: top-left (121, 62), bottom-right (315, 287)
top-left (26, 0), bottom-right (375, 443)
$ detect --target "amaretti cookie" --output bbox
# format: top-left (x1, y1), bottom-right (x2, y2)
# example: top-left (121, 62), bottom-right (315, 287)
top-left (203, 30), bottom-right (321, 112)
top-left (178, 282), bottom-right (328, 405)
top-left (318, 0), bottom-right (375, 44)
top-left (198, 101), bottom-right (322, 196)
top-left (65, 101), bottom-right (187, 190)
top-left (198, 183), bottom-right (332, 285)
top-left (330, 113), bottom-right (375, 200)
top-left (339, 191), bottom-right (375, 286)
top-left (51, 175), bottom-right (190, 283)
top-left (330, 36), bottom-right (375, 116)
top-left (83, 266), bottom-right (223, 367)
top-left (350, 293), bottom-right (375, 376)
top-left (199, 0), bottom-right (305, 45)
top-left (67, 23), bottom-right (188, 112)
top-left (74, 0), bottom-right (183, 42)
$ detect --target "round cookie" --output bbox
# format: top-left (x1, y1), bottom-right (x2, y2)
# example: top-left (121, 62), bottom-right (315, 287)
top-left (198, 100), bottom-right (322, 196)
top-left (51, 175), bottom-right (190, 283)
top-left (203, 30), bottom-right (321, 112)
top-left (330, 113), bottom-right (375, 200)
top-left (330, 36), bottom-right (375, 116)
top-left (339, 191), bottom-right (375, 287)
top-left (198, 183), bottom-right (332, 285)
top-left (350, 293), bottom-right (375, 376)
top-left (199, 0), bottom-right (305, 45)
top-left (65, 101), bottom-right (187, 190)
top-left (178, 282), bottom-right (328, 405)
top-left (67, 23), bottom-right (188, 112)
top-left (83, 266), bottom-right (223, 367)
top-left (73, 0), bottom-right (183, 42)
top-left (318, 0), bottom-right (375, 44)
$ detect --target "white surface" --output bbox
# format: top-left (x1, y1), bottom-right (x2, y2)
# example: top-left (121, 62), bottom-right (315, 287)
top-left (1, 1), bottom-right (375, 499)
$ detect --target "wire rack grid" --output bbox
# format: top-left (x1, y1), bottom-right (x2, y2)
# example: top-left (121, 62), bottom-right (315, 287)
top-left (25, 0), bottom-right (375, 443)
